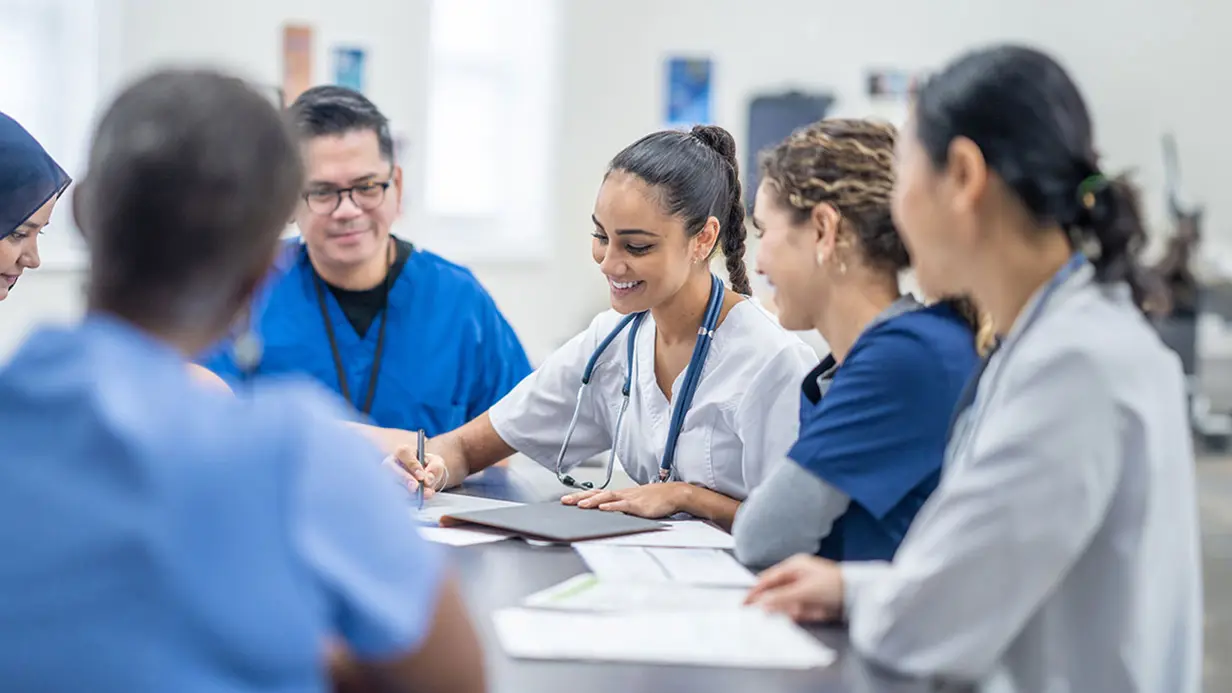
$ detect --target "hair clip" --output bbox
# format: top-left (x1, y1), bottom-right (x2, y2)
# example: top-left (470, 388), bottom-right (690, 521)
top-left (1078, 174), bottom-right (1108, 210)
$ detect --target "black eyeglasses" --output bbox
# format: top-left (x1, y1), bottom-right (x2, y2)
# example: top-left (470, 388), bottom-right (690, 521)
top-left (303, 177), bottom-right (393, 215)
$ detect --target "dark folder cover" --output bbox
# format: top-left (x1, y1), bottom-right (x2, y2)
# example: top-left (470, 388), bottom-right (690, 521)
top-left (439, 502), bottom-right (667, 543)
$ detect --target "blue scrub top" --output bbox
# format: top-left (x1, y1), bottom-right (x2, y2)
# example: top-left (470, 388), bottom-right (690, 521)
top-left (199, 240), bottom-right (533, 435)
top-left (0, 315), bottom-right (443, 692)
top-left (789, 302), bottom-right (979, 562)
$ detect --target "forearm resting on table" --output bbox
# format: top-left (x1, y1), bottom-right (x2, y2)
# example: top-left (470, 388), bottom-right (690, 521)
top-left (350, 414), bottom-right (515, 490)
top-left (732, 461), bottom-right (849, 568)
top-left (351, 423), bottom-right (418, 455)
top-left (678, 485), bottom-right (741, 532)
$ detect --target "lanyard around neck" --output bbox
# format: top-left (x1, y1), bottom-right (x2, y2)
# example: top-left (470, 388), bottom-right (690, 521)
top-left (559, 273), bottom-right (725, 487)
top-left (310, 240), bottom-right (395, 416)
top-left (638, 273), bottom-right (726, 482)
top-left (946, 252), bottom-right (1087, 443)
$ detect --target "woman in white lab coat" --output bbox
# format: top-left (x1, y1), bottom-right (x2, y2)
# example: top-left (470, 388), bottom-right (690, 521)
top-left (390, 125), bottom-right (815, 530)
top-left (746, 45), bottom-right (1203, 692)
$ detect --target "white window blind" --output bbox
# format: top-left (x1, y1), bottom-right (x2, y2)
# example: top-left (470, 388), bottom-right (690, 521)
top-left (419, 0), bottom-right (558, 261)
top-left (0, 0), bottom-right (105, 270)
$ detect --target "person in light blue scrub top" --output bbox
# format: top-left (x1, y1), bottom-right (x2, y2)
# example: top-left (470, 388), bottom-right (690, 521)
top-left (733, 119), bottom-right (984, 568)
top-left (198, 85), bottom-right (531, 436)
top-left (0, 110), bottom-right (70, 302)
top-left (0, 69), bottom-right (484, 693)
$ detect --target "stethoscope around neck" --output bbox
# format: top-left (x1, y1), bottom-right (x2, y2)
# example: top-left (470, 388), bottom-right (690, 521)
top-left (555, 273), bottom-right (726, 490)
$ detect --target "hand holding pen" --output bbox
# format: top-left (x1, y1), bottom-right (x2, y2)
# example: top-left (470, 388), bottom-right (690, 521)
top-left (383, 431), bottom-right (449, 502)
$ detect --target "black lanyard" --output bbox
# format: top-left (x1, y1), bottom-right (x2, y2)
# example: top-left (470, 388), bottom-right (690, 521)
top-left (311, 241), bottom-right (394, 416)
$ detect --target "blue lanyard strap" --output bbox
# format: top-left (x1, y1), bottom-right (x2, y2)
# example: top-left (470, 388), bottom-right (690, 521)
top-left (568, 273), bottom-right (725, 485)
top-left (945, 251), bottom-right (1087, 442)
top-left (657, 273), bottom-right (725, 481)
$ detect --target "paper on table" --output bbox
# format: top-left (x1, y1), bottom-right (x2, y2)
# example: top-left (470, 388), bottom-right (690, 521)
top-left (411, 492), bottom-right (522, 525)
top-left (574, 545), bottom-right (756, 587)
top-left (523, 573), bottom-right (748, 612)
top-left (572, 545), bottom-right (671, 583)
top-left (577, 519), bottom-right (734, 549)
top-left (648, 546), bottom-right (756, 587)
top-left (417, 525), bottom-right (512, 546)
top-left (492, 607), bottom-right (836, 669)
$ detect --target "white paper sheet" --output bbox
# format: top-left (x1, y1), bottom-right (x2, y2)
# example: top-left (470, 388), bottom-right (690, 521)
top-left (577, 520), bottom-right (734, 549)
top-left (411, 492), bottom-right (522, 524)
top-left (416, 526), bottom-right (512, 546)
top-left (492, 607), bottom-right (836, 669)
top-left (523, 573), bottom-right (748, 612)
top-left (574, 545), bottom-right (756, 587)
top-left (573, 545), bottom-right (672, 583)
top-left (648, 547), bottom-right (756, 587)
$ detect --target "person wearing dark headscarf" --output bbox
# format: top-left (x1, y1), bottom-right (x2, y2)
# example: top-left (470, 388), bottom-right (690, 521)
top-left (0, 111), bottom-right (71, 301)
top-left (0, 110), bottom-right (229, 391)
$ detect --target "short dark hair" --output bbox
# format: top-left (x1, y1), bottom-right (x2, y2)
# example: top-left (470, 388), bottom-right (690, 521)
top-left (78, 68), bottom-right (303, 331)
top-left (288, 85), bottom-right (394, 162)
top-left (608, 125), bottom-right (752, 296)
top-left (915, 44), bottom-right (1153, 310)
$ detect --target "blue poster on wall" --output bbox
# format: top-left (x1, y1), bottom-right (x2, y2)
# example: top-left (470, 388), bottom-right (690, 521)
top-left (665, 57), bottom-right (713, 129)
top-left (332, 46), bottom-right (367, 93)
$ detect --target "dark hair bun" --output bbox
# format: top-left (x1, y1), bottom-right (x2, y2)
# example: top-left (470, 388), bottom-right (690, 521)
top-left (691, 125), bottom-right (738, 165)
top-left (608, 125), bottom-right (751, 295)
top-left (915, 44), bottom-right (1155, 310)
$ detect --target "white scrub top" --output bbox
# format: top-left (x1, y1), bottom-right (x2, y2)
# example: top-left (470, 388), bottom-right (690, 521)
top-left (489, 300), bottom-right (816, 498)
top-left (841, 264), bottom-right (1203, 693)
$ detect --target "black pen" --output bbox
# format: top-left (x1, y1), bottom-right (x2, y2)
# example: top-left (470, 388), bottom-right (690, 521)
top-left (416, 429), bottom-right (426, 510)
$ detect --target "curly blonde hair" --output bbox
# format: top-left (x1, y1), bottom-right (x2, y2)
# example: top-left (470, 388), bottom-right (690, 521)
top-left (759, 118), bottom-right (995, 354)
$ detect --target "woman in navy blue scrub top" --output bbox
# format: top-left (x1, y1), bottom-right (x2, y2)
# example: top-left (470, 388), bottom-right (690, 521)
top-left (732, 119), bottom-right (987, 567)
top-left (0, 69), bottom-right (483, 693)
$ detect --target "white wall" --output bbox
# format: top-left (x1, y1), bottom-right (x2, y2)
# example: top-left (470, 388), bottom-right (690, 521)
top-left (559, 0), bottom-right (1226, 254)
top-left (2, 0), bottom-right (1227, 362)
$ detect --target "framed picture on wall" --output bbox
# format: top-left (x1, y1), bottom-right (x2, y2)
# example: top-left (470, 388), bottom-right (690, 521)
top-left (866, 68), bottom-right (924, 101)
top-left (664, 56), bottom-right (713, 130)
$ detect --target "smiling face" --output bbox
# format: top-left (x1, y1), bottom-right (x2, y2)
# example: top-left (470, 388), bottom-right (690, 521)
top-left (294, 129), bottom-right (402, 274)
top-left (891, 114), bottom-right (977, 300)
top-left (752, 180), bottom-right (837, 331)
top-left (591, 170), bottom-right (717, 314)
top-left (0, 195), bottom-right (56, 301)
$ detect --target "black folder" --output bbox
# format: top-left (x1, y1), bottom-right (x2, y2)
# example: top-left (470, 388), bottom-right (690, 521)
top-left (439, 502), bottom-right (667, 543)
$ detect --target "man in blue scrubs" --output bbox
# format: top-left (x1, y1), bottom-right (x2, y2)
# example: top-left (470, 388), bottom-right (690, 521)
top-left (198, 86), bottom-right (532, 435)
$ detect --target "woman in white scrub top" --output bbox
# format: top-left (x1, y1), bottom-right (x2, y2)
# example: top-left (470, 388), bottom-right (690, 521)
top-left (401, 125), bottom-right (815, 530)
top-left (746, 45), bottom-right (1203, 692)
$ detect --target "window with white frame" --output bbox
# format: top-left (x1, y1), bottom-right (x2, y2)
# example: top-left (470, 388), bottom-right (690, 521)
top-left (418, 0), bottom-right (558, 261)
top-left (0, 0), bottom-right (105, 270)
